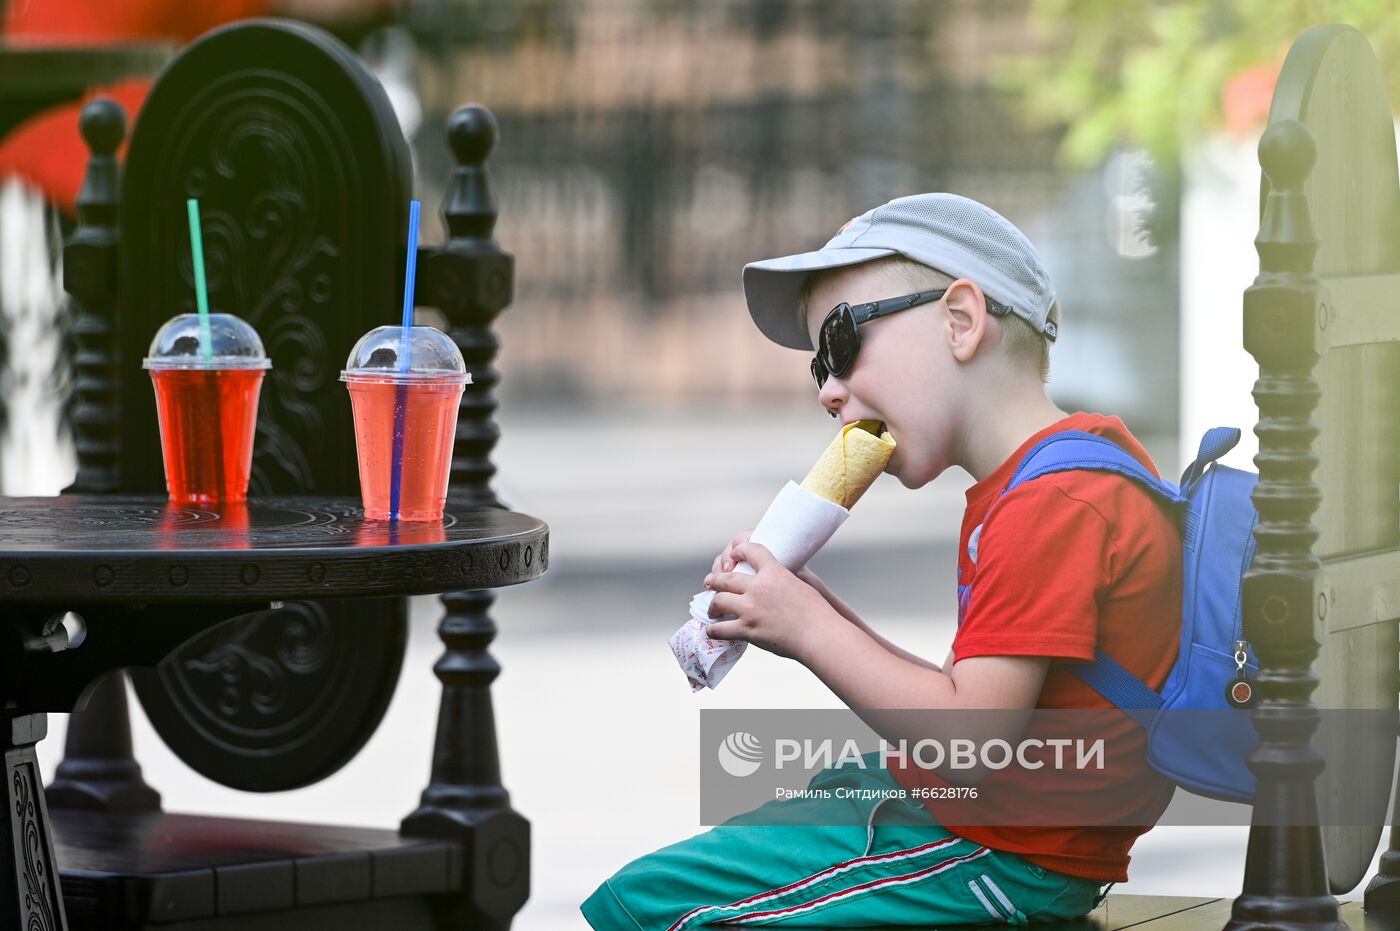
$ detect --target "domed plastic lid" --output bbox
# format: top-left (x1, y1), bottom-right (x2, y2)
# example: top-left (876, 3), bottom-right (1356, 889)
top-left (143, 313), bottom-right (271, 370)
top-left (340, 326), bottom-right (470, 383)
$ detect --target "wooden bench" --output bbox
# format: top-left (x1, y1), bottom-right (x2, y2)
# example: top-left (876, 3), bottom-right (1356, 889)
top-left (1035, 896), bottom-right (1381, 929)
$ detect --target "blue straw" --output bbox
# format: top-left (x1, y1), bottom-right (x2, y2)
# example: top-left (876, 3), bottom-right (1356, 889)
top-left (388, 200), bottom-right (421, 520)
top-left (398, 200), bottom-right (420, 373)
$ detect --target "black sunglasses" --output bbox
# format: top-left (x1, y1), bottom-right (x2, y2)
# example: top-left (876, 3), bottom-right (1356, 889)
top-left (810, 288), bottom-right (1016, 388)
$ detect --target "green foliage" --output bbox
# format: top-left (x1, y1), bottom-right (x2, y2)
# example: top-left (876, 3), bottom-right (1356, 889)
top-left (998, 0), bottom-right (1400, 170)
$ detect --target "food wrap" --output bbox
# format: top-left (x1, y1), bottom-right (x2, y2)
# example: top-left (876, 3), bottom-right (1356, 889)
top-left (800, 419), bottom-right (898, 508)
top-left (670, 421), bottom-right (896, 690)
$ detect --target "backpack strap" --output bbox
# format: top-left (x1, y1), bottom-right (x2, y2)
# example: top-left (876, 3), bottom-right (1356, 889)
top-left (1003, 430), bottom-right (1185, 506)
top-left (1069, 650), bottom-right (1163, 728)
top-left (998, 429), bottom-right (1186, 726)
top-left (1177, 426), bottom-right (1241, 491)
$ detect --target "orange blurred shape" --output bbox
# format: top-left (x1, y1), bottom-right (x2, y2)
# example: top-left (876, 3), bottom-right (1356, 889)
top-left (0, 80), bottom-right (149, 214)
top-left (0, 0), bottom-right (273, 211)
top-left (4, 0), bottom-right (270, 45)
top-left (1222, 63), bottom-right (1280, 137)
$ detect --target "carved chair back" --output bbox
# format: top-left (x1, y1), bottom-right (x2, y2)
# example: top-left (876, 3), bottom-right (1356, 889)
top-left (67, 19), bottom-right (416, 791)
top-left (116, 19), bottom-right (410, 495)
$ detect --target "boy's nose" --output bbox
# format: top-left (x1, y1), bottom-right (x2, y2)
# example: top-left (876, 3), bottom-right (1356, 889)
top-left (818, 375), bottom-right (849, 417)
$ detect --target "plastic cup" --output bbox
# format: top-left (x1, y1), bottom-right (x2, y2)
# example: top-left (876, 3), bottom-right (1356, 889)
top-left (144, 313), bottom-right (270, 505)
top-left (341, 325), bottom-right (470, 521)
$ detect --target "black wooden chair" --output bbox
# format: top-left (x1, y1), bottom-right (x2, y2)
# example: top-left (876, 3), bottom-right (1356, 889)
top-left (1220, 22), bottom-right (1400, 928)
top-left (1028, 23), bottom-right (1400, 930)
top-left (54, 18), bottom-right (526, 930)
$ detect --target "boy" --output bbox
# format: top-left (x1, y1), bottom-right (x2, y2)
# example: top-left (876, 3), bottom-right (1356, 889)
top-left (582, 193), bottom-right (1182, 927)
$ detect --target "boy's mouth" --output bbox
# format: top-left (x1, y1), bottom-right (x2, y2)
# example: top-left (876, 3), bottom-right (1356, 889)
top-left (848, 419), bottom-right (890, 440)
top-left (848, 420), bottom-right (896, 455)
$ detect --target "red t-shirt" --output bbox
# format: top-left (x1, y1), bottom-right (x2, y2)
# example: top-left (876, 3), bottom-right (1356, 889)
top-left (890, 412), bottom-right (1182, 883)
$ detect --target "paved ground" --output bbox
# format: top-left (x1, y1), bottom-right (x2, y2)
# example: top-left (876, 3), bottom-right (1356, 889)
top-left (33, 407), bottom-right (1377, 928)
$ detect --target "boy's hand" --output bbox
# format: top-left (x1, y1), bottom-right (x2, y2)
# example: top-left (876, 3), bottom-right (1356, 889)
top-left (710, 530), bottom-right (826, 594)
top-left (703, 542), bottom-right (839, 661)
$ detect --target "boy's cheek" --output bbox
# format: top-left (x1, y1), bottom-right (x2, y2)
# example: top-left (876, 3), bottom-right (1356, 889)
top-left (880, 442), bottom-right (897, 469)
top-left (886, 445), bottom-right (910, 480)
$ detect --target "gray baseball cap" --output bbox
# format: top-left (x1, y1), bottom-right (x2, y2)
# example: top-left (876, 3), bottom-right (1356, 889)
top-left (742, 193), bottom-right (1058, 350)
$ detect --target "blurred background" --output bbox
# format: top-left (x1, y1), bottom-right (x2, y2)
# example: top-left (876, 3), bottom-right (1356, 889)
top-left (2, 1), bottom-right (1398, 928)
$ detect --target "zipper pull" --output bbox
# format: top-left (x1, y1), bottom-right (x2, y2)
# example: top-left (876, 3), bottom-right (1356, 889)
top-left (1225, 639), bottom-right (1256, 709)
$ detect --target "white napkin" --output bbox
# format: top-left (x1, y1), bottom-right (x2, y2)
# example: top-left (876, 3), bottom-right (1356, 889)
top-left (669, 481), bottom-right (850, 691)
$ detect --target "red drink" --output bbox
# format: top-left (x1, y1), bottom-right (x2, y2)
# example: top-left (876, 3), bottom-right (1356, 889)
top-left (342, 325), bottom-right (469, 522)
top-left (145, 312), bottom-right (271, 504)
top-left (345, 376), bottom-right (463, 521)
top-left (150, 368), bottom-right (264, 504)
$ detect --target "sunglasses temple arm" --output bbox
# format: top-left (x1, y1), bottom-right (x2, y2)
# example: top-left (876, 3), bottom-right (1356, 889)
top-left (860, 289), bottom-right (948, 322)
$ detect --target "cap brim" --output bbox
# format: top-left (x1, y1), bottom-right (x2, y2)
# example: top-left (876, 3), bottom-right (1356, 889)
top-left (742, 247), bottom-right (898, 349)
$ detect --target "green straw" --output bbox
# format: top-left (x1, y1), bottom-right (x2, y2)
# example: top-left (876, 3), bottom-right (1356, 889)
top-left (186, 198), bottom-right (214, 363)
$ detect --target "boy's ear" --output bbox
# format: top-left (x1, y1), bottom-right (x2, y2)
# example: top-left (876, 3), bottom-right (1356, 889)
top-left (943, 278), bottom-right (991, 363)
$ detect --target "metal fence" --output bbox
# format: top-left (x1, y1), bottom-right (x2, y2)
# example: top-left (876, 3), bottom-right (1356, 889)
top-left (407, 0), bottom-right (1180, 433)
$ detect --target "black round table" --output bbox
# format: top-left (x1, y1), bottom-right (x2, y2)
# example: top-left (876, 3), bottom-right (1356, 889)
top-left (0, 493), bottom-right (547, 928)
top-left (0, 492), bottom-right (548, 713)
top-left (0, 493), bottom-right (548, 605)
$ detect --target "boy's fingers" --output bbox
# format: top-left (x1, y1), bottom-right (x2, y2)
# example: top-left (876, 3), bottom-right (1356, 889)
top-left (720, 531), bottom-right (753, 571)
top-left (707, 592), bottom-right (739, 619)
top-left (731, 542), bottom-right (774, 569)
top-left (704, 572), bottom-right (751, 594)
top-left (704, 620), bottom-right (743, 641)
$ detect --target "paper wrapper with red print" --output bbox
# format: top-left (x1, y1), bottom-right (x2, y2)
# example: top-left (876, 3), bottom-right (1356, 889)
top-left (668, 481), bottom-right (850, 691)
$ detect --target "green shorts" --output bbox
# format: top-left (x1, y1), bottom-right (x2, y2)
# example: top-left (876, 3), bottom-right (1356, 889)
top-left (582, 756), bottom-right (1109, 929)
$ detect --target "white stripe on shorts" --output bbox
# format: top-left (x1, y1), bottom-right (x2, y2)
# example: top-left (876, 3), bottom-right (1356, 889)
top-left (981, 873), bottom-right (1017, 917)
top-left (967, 880), bottom-right (1003, 921)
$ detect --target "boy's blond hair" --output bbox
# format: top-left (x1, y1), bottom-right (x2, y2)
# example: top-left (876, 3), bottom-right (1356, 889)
top-left (799, 255), bottom-right (1058, 383)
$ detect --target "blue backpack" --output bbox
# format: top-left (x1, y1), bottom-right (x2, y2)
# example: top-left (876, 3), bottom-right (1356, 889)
top-left (981, 427), bottom-right (1259, 804)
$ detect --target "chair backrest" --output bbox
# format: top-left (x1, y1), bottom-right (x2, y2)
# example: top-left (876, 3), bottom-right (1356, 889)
top-left (62, 18), bottom-right (419, 793)
top-left (114, 18), bottom-right (411, 494)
